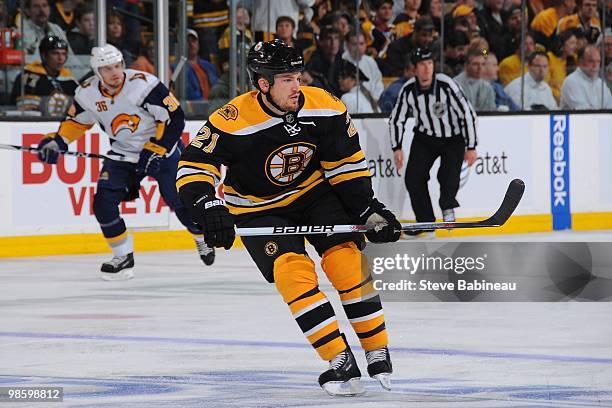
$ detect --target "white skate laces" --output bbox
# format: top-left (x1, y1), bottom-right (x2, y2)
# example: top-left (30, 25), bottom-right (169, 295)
top-left (330, 350), bottom-right (349, 370)
top-left (196, 240), bottom-right (214, 256)
top-left (365, 348), bottom-right (388, 365)
top-left (106, 255), bottom-right (129, 267)
top-left (365, 347), bottom-right (392, 391)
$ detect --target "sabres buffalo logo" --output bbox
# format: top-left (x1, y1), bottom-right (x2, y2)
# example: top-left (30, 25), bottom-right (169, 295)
top-left (265, 142), bottom-right (315, 186)
top-left (111, 114), bottom-right (141, 136)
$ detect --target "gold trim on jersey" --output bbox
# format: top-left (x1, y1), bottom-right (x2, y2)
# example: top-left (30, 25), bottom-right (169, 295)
top-left (155, 121), bottom-right (166, 140)
top-left (143, 141), bottom-right (167, 155)
top-left (209, 91), bottom-right (277, 135)
top-left (327, 170), bottom-right (372, 186)
top-left (320, 150), bottom-right (371, 186)
top-left (176, 174), bottom-right (215, 190)
top-left (178, 160), bottom-right (221, 179)
top-left (299, 86), bottom-right (346, 115)
top-left (224, 170), bottom-right (325, 215)
top-left (320, 150), bottom-right (366, 170)
top-left (58, 119), bottom-right (94, 142)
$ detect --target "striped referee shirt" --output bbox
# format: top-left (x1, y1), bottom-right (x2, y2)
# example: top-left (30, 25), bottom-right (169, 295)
top-left (389, 73), bottom-right (478, 151)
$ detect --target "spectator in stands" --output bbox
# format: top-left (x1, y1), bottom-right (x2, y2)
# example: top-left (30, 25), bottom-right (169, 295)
top-left (338, 60), bottom-right (376, 113)
top-left (332, 12), bottom-right (353, 40)
top-left (454, 49), bottom-right (497, 111)
top-left (0, 0), bottom-right (8, 28)
top-left (443, 30), bottom-right (470, 77)
top-left (560, 45), bottom-right (612, 109)
top-left (505, 51), bottom-right (558, 110)
top-left (10, 36), bottom-right (77, 115)
top-left (604, 28), bottom-right (612, 67)
top-left (362, 0), bottom-right (396, 58)
top-left (252, 0), bottom-right (314, 41)
top-left (502, 5), bottom-right (525, 60)
top-left (305, 25), bottom-right (344, 96)
top-left (67, 3), bottom-right (94, 55)
top-left (181, 29), bottom-right (218, 101)
top-left (604, 30), bottom-right (612, 90)
top-left (530, 0), bottom-right (576, 50)
top-left (193, 0), bottom-right (228, 65)
top-left (499, 31), bottom-right (536, 85)
top-left (342, 30), bottom-right (384, 101)
top-left (106, 10), bottom-right (135, 67)
top-left (130, 39), bottom-right (155, 74)
top-left (573, 28), bottom-right (589, 50)
top-left (428, 0), bottom-right (442, 32)
top-left (482, 52), bottom-right (520, 111)
top-left (218, 6), bottom-right (253, 73)
top-left (476, 0), bottom-right (508, 60)
top-left (393, 0), bottom-right (421, 39)
top-left (556, 0), bottom-right (601, 44)
top-left (48, 0), bottom-right (76, 31)
top-left (275, 16), bottom-right (301, 53)
top-left (207, 69), bottom-right (240, 114)
top-left (547, 29), bottom-right (578, 102)
top-left (452, 5), bottom-right (480, 40)
top-left (378, 59), bottom-right (415, 112)
top-left (383, 16), bottom-right (435, 77)
top-left (309, 0), bottom-right (331, 36)
top-left (19, 0), bottom-right (71, 55)
top-left (108, 0), bottom-right (143, 56)
top-left (443, 0), bottom-right (477, 31)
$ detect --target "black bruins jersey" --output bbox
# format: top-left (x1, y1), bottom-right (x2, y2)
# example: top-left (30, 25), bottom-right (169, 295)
top-left (177, 86), bottom-right (374, 220)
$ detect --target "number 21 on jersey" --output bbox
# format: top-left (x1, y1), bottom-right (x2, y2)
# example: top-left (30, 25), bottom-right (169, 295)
top-left (192, 125), bottom-right (219, 153)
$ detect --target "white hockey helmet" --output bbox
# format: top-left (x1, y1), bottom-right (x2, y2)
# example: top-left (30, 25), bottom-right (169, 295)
top-left (90, 44), bottom-right (125, 81)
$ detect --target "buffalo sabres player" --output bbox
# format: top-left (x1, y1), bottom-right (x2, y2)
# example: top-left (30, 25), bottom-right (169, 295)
top-left (177, 39), bottom-right (401, 395)
top-left (37, 44), bottom-right (215, 280)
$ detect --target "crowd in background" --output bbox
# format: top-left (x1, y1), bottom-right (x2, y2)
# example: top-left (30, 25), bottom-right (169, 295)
top-left (0, 0), bottom-right (610, 116)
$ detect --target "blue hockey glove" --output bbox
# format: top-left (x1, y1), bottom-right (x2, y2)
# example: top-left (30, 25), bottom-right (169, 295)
top-left (37, 133), bottom-right (68, 164)
top-left (136, 141), bottom-right (166, 177)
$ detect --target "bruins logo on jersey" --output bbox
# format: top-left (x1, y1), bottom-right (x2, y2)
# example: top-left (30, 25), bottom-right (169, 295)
top-left (217, 104), bottom-right (238, 121)
top-left (111, 114), bottom-right (141, 136)
top-left (265, 142), bottom-right (315, 186)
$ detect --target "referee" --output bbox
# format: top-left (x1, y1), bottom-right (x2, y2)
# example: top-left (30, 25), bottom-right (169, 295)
top-left (389, 47), bottom-right (478, 232)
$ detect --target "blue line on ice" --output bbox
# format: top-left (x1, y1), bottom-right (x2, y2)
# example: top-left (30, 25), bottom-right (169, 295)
top-left (1, 331), bottom-right (611, 365)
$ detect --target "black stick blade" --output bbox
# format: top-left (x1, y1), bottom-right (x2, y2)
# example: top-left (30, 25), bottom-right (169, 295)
top-left (485, 178), bottom-right (525, 226)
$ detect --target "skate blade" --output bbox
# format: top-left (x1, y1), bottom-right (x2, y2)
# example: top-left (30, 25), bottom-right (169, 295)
top-left (321, 378), bottom-right (365, 397)
top-left (373, 373), bottom-right (392, 391)
top-left (100, 268), bottom-right (135, 281)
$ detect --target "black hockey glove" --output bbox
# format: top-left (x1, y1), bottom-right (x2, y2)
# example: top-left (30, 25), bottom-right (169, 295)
top-left (358, 198), bottom-right (402, 243)
top-left (37, 133), bottom-right (68, 164)
top-left (191, 195), bottom-right (235, 250)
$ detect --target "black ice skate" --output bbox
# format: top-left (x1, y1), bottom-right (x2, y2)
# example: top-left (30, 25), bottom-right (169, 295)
top-left (365, 346), bottom-right (393, 390)
top-left (100, 253), bottom-right (134, 281)
top-left (318, 336), bottom-right (365, 396)
top-left (195, 239), bottom-right (215, 266)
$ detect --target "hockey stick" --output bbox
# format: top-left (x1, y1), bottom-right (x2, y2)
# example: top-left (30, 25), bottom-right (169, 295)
top-left (0, 143), bottom-right (133, 162)
top-left (235, 179), bottom-right (525, 236)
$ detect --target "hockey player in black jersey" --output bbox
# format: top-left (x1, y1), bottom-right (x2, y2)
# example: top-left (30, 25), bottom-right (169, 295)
top-left (177, 39), bottom-right (400, 395)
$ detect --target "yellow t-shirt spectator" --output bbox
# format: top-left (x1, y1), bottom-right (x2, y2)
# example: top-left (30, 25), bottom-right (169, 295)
top-left (499, 54), bottom-right (528, 86)
top-left (531, 7), bottom-right (560, 37)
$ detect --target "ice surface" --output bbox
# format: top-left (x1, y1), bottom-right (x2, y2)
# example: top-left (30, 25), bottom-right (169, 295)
top-left (1, 230), bottom-right (612, 407)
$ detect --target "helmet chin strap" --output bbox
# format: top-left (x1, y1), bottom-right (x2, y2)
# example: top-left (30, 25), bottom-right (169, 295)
top-left (262, 88), bottom-right (287, 113)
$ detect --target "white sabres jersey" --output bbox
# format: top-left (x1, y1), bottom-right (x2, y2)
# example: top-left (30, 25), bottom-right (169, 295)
top-left (61, 69), bottom-right (177, 162)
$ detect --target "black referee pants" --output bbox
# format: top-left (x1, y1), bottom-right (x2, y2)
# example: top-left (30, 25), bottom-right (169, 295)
top-left (405, 133), bottom-right (465, 222)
